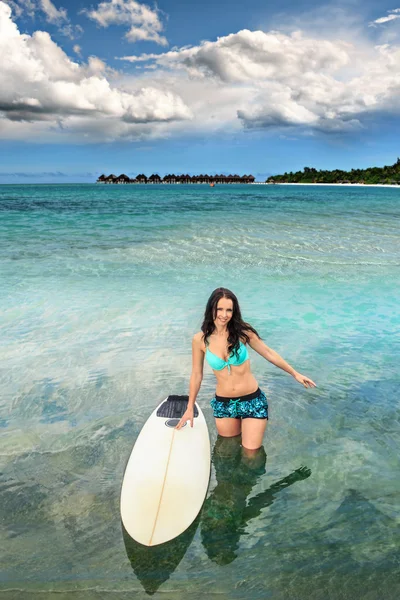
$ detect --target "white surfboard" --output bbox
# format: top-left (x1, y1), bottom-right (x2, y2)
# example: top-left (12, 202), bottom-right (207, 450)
top-left (120, 395), bottom-right (211, 546)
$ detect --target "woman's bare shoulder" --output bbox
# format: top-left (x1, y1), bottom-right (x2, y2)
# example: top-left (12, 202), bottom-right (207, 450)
top-left (241, 328), bottom-right (259, 343)
top-left (193, 331), bottom-right (206, 350)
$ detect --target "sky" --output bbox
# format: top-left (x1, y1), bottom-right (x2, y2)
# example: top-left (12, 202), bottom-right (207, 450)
top-left (1, 0), bottom-right (400, 182)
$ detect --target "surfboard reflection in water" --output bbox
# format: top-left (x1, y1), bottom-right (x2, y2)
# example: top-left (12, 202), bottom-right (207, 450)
top-left (201, 434), bottom-right (311, 565)
top-left (122, 515), bottom-right (199, 596)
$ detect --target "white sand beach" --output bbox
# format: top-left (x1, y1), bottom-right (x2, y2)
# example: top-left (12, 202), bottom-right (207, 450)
top-left (252, 182), bottom-right (400, 188)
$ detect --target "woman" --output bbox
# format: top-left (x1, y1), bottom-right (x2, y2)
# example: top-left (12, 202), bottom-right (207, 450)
top-left (175, 288), bottom-right (316, 451)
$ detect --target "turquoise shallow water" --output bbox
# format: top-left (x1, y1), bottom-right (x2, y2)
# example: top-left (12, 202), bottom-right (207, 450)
top-left (0, 183), bottom-right (399, 599)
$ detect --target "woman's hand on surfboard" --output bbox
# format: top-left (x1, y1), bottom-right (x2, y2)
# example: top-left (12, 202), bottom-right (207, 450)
top-left (293, 372), bottom-right (317, 388)
top-left (175, 408), bottom-right (194, 429)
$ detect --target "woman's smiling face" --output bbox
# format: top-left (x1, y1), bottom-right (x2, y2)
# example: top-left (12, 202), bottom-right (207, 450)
top-left (214, 297), bottom-right (233, 327)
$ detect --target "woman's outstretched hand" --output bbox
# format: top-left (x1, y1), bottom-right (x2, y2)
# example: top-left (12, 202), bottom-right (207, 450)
top-left (175, 408), bottom-right (194, 429)
top-left (293, 372), bottom-right (317, 388)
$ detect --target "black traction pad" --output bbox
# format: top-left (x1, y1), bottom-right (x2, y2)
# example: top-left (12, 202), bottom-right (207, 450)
top-left (156, 395), bottom-right (199, 419)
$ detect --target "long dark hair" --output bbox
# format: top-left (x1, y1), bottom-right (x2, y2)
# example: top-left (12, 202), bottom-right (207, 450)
top-left (201, 288), bottom-right (262, 356)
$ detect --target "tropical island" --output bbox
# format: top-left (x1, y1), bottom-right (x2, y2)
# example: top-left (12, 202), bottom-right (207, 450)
top-left (266, 158), bottom-right (400, 185)
top-left (97, 173), bottom-right (255, 184)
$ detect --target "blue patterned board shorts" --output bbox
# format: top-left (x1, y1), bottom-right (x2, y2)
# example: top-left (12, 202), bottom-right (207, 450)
top-left (210, 387), bottom-right (268, 420)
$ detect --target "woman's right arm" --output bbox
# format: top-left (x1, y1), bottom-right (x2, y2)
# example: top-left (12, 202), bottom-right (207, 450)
top-left (176, 334), bottom-right (205, 429)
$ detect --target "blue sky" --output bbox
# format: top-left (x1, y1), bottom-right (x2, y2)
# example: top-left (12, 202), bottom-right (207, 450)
top-left (1, 0), bottom-right (400, 182)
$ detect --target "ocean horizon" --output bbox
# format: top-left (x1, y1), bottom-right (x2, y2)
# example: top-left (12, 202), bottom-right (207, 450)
top-left (1, 183), bottom-right (399, 599)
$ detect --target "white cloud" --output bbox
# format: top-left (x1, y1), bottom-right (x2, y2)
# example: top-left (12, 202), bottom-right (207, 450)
top-left (372, 14), bottom-right (400, 25)
top-left (4, 0), bottom-right (22, 17)
top-left (39, 0), bottom-right (67, 24)
top-left (4, 0), bottom-right (35, 17)
top-left (119, 27), bottom-right (400, 134)
top-left (369, 8), bottom-right (400, 27)
top-left (3, 1), bottom-right (400, 142)
top-left (58, 22), bottom-right (84, 40)
top-left (4, 0), bottom-right (67, 22)
top-left (4, 0), bottom-right (83, 38)
top-left (84, 0), bottom-right (167, 46)
top-left (18, 0), bottom-right (35, 15)
top-left (0, 2), bottom-right (191, 141)
top-left (121, 29), bottom-right (353, 131)
top-left (121, 29), bottom-right (350, 83)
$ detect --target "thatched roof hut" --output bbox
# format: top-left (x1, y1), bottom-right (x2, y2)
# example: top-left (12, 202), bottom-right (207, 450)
top-left (104, 174), bottom-right (117, 183)
top-left (116, 173), bottom-right (130, 184)
top-left (148, 173), bottom-right (162, 183)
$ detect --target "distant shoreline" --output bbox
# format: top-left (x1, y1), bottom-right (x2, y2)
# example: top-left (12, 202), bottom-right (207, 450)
top-left (253, 182), bottom-right (400, 188)
top-left (265, 158), bottom-right (400, 186)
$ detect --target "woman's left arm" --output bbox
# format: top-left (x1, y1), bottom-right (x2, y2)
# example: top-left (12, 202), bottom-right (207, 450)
top-left (247, 331), bottom-right (317, 388)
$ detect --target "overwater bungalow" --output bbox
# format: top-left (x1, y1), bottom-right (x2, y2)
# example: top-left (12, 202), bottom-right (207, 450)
top-left (163, 174), bottom-right (177, 184)
top-left (96, 172), bottom-right (256, 184)
top-left (104, 174), bottom-right (117, 184)
top-left (148, 173), bottom-right (162, 184)
top-left (115, 174), bottom-right (130, 184)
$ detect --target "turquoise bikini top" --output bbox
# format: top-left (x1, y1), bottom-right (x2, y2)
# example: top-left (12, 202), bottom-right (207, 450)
top-left (205, 339), bottom-right (249, 373)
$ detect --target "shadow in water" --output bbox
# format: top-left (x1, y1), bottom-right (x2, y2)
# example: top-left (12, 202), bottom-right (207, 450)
top-left (201, 434), bottom-right (311, 565)
top-left (122, 515), bottom-right (199, 596)
top-left (123, 434), bottom-right (311, 593)
top-left (319, 488), bottom-right (400, 559)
